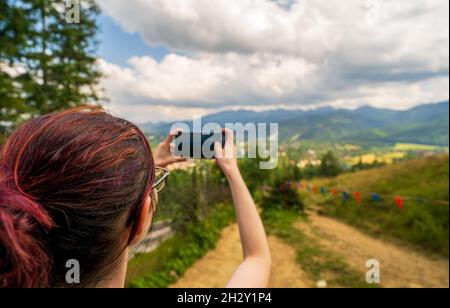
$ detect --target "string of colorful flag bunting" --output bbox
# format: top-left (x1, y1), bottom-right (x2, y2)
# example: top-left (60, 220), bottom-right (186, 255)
top-left (291, 182), bottom-right (449, 210)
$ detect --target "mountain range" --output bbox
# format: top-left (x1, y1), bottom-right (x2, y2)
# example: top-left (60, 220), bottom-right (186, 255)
top-left (141, 101), bottom-right (449, 146)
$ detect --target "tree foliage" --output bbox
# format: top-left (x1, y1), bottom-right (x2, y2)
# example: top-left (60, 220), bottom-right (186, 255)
top-left (319, 150), bottom-right (342, 177)
top-left (0, 0), bottom-right (101, 132)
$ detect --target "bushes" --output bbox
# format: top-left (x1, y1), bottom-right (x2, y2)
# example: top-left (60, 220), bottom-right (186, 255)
top-left (238, 154), bottom-right (305, 212)
top-left (127, 203), bottom-right (234, 288)
top-left (158, 161), bottom-right (231, 231)
top-left (319, 151), bottom-right (342, 177)
top-left (259, 178), bottom-right (304, 212)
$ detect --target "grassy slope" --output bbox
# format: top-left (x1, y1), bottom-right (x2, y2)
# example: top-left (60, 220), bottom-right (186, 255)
top-left (306, 155), bottom-right (449, 256)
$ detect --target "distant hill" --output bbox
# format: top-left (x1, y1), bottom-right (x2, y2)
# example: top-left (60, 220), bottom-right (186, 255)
top-left (141, 101), bottom-right (449, 146)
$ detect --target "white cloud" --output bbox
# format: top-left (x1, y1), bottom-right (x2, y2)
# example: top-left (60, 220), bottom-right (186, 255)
top-left (104, 101), bottom-right (210, 124)
top-left (97, 0), bottom-right (449, 122)
top-left (98, 0), bottom-right (337, 61)
top-left (98, 53), bottom-right (319, 106)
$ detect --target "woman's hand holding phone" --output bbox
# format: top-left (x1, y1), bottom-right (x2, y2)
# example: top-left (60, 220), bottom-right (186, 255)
top-left (154, 133), bottom-right (187, 168)
top-left (214, 129), bottom-right (240, 180)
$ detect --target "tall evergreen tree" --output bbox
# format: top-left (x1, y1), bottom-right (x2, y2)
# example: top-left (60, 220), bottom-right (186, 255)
top-left (0, 1), bottom-right (32, 133)
top-left (0, 0), bottom-right (101, 133)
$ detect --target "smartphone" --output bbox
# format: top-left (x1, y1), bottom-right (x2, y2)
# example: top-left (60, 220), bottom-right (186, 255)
top-left (174, 131), bottom-right (226, 159)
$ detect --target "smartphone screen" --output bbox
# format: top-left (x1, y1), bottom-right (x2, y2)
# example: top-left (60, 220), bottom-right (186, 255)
top-left (174, 132), bottom-right (226, 159)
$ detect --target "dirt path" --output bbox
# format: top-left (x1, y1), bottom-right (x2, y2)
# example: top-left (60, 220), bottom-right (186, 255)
top-left (170, 213), bottom-right (448, 288)
top-left (297, 211), bottom-right (449, 288)
top-left (170, 224), bottom-right (311, 288)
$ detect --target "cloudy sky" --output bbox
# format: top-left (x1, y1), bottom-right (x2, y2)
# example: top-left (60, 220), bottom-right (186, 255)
top-left (96, 0), bottom-right (449, 123)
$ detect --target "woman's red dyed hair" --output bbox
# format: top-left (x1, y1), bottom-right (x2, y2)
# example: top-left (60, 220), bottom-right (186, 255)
top-left (0, 106), bottom-right (155, 287)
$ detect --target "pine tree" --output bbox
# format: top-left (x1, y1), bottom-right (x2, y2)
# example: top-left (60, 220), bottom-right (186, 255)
top-left (0, 0), bottom-right (33, 132)
top-left (0, 0), bottom-right (101, 132)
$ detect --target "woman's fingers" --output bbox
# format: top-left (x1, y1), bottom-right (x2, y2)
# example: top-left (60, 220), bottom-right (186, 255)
top-left (164, 129), bottom-right (183, 145)
top-left (169, 143), bottom-right (176, 153)
top-left (173, 156), bottom-right (188, 163)
top-left (222, 128), bottom-right (236, 159)
top-left (214, 141), bottom-right (224, 159)
top-left (223, 128), bottom-right (234, 147)
top-left (169, 143), bottom-right (187, 162)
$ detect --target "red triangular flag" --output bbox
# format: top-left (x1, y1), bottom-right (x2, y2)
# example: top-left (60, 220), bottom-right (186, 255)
top-left (395, 196), bottom-right (404, 210)
top-left (354, 192), bottom-right (362, 204)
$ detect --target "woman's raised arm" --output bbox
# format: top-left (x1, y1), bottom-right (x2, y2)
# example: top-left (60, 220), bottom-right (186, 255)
top-left (215, 129), bottom-right (272, 288)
